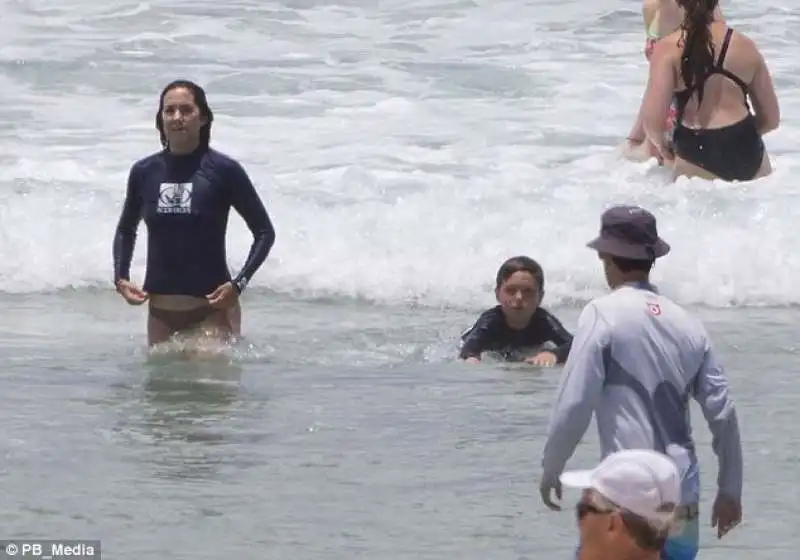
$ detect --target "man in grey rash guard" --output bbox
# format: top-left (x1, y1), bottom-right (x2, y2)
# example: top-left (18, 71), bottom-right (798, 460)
top-left (538, 205), bottom-right (743, 560)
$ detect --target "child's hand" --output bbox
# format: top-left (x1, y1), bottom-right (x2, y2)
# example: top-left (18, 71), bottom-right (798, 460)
top-left (526, 351), bottom-right (557, 367)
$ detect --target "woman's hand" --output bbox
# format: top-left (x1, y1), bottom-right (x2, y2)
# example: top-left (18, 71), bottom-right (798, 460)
top-left (206, 282), bottom-right (239, 309)
top-left (116, 279), bottom-right (148, 305)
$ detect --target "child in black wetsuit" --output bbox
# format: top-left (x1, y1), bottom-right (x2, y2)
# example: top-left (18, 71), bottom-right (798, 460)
top-left (460, 256), bottom-right (573, 365)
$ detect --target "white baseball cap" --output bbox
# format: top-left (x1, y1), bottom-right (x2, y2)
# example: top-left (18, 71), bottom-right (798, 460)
top-left (559, 449), bottom-right (681, 530)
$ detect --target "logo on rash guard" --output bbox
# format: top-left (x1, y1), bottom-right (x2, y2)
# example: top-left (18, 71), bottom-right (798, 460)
top-left (158, 182), bottom-right (193, 214)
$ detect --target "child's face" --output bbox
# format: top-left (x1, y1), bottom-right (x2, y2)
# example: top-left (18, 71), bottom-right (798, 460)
top-left (495, 271), bottom-right (542, 323)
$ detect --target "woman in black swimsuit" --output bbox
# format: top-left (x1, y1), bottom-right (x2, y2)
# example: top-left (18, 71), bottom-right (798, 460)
top-left (641, 0), bottom-right (780, 182)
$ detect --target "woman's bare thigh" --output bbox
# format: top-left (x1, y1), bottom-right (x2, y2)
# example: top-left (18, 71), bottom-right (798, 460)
top-left (147, 304), bottom-right (234, 347)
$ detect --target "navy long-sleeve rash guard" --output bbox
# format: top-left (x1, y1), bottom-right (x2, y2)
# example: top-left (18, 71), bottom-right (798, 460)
top-left (113, 147), bottom-right (276, 297)
top-left (459, 306), bottom-right (573, 363)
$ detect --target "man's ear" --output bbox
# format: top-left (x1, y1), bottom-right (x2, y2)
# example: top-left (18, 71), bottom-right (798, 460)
top-left (608, 510), bottom-right (626, 536)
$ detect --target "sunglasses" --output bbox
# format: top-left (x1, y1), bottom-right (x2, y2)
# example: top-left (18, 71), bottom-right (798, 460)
top-left (576, 501), bottom-right (613, 520)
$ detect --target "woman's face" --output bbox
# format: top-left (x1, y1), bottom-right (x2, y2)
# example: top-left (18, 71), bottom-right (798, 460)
top-left (160, 86), bottom-right (207, 150)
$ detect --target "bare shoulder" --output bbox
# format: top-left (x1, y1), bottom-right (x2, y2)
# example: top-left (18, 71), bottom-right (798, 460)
top-left (651, 28), bottom-right (683, 61)
top-left (643, 0), bottom-right (666, 30)
top-left (729, 27), bottom-right (757, 48)
top-left (643, 0), bottom-right (659, 18)
top-left (727, 27), bottom-right (765, 64)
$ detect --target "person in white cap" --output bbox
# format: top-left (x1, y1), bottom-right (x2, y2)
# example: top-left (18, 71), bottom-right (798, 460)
top-left (539, 205), bottom-right (743, 560)
top-left (561, 449), bottom-right (682, 560)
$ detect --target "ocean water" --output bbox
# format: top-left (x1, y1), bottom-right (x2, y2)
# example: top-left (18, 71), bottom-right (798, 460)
top-left (1, 0), bottom-right (799, 557)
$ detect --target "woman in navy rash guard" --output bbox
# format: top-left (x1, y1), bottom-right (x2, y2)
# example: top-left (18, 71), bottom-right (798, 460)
top-left (112, 80), bottom-right (276, 347)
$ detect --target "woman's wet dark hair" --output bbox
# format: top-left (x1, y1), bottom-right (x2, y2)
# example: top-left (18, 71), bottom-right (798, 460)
top-left (677, 0), bottom-right (719, 107)
top-left (155, 79), bottom-right (214, 149)
top-left (495, 256), bottom-right (545, 295)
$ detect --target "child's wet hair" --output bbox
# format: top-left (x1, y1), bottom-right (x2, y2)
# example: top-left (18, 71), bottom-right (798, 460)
top-left (495, 256), bottom-right (545, 294)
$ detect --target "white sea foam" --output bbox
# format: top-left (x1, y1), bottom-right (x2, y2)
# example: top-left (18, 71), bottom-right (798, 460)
top-left (1, 0), bottom-right (799, 308)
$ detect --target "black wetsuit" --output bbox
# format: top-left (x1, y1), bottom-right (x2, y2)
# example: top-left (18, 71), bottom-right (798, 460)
top-left (672, 28), bottom-right (765, 182)
top-left (113, 146), bottom-right (276, 296)
top-left (459, 306), bottom-right (573, 363)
